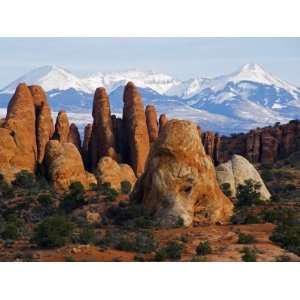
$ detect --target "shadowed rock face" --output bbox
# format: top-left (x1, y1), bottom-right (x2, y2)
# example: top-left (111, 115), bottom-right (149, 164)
top-left (158, 114), bottom-right (168, 134)
top-left (216, 154), bottom-right (271, 200)
top-left (145, 105), bottom-right (159, 143)
top-left (204, 120), bottom-right (300, 165)
top-left (82, 123), bottom-right (92, 169)
top-left (44, 140), bottom-right (96, 192)
top-left (89, 87), bottom-right (117, 170)
top-left (68, 123), bottom-right (82, 153)
top-left (29, 85), bottom-right (54, 164)
top-left (53, 111), bottom-right (70, 143)
top-left (122, 82), bottom-right (150, 177)
top-left (131, 119), bottom-right (233, 227)
top-left (0, 83), bottom-right (37, 181)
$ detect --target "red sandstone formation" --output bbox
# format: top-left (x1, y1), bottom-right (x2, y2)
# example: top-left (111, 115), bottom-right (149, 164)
top-left (122, 82), bottom-right (150, 177)
top-left (145, 105), bottom-right (159, 143)
top-left (89, 87), bottom-right (117, 170)
top-left (0, 84), bottom-right (37, 181)
top-left (202, 120), bottom-right (300, 165)
top-left (68, 123), bottom-right (82, 153)
top-left (29, 85), bottom-right (54, 164)
top-left (131, 120), bottom-right (233, 227)
top-left (159, 114), bottom-right (168, 134)
top-left (53, 111), bottom-right (70, 143)
top-left (82, 123), bottom-right (92, 169)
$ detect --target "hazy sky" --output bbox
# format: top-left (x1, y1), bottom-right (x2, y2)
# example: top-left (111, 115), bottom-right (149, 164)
top-left (0, 37), bottom-right (299, 87)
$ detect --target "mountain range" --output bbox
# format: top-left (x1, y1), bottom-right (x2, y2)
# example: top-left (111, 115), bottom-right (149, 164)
top-left (1, 63), bottom-right (299, 134)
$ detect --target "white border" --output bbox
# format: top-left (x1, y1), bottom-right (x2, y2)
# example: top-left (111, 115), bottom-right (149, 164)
top-left (0, 0), bottom-right (299, 36)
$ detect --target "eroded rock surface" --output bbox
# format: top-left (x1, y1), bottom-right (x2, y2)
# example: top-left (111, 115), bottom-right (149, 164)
top-left (45, 140), bottom-right (96, 191)
top-left (122, 82), bottom-right (150, 177)
top-left (131, 119), bottom-right (233, 227)
top-left (216, 154), bottom-right (271, 200)
top-left (96, 156), bottom-right (136, 191)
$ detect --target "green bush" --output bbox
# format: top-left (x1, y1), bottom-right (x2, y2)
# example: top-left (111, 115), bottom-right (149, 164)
top-left (33, 215), bottom-right (73, 248)
top-left (116, 231), bottom-right (156, 254)
top-left (221, 183), bottom-right (232, 197)
top-left (65, 256), bottom-right (77, 262)
top-left (288, 152), bottom-right (300, 169)
top-left (13, 170), bottom-right (35, 188)
top-left (79, 226), bottom-right (96, 245)
top-left (241, 247), bottom-right (257, 262)
top-left (154, 248), bottom-right (167, 262)
top-left (1, 182), bottom-right (15, 199)
top-left (261, 169), bottom-right (274, 182)
top-left (237, 232), bottom-right (256, 244)
top-left (270, 224), bottom-right (300, 256)
top-left (60, 182), bottom-right (85, 213)
top-left (231, 207), bottom-right (262, 225)
top-left (236, 179), bottom-right (263, 206)
top-left (37, 194), bottom-right (53, 207)
top-left (1, 222), bottom-right (20, 240)
top-left (120, 181), bottom-right (132, 194)
top-left (165, 241), bottom-right (184, 260)
top-left (196, 241), bottom-right (212, 256)
top-left (100, 182), bottom-right (119, 201)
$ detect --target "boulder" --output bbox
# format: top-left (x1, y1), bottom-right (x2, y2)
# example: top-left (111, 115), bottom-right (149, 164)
top-left (68, 123), bottom-right (82, 153)
top-left (145, 105), bottom-right (159, 143)
top-left (0, 83), bottom-right (37, 180)
top-left (122, 82), bottom-right (150, 177)
top-left (53, 111), bottom-right (70, 143)
top-left (89, 87), bottom-right (117, 170)
top-left (216, 154), bottom-right (271, 200)
top-left (131, 119), bottom-right (233, 227)
top-left (44, 140), bottom-right (96, 191)
top-left (96, 156), bottom-right (136, 192)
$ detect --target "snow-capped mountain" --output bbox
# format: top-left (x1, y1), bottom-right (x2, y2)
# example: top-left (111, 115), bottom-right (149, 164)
top-left (0, 63), bottom-right (299, 134)
top-left (1, 65), bottom-right (91, 94)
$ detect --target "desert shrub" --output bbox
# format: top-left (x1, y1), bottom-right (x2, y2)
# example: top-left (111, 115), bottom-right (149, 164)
top-left (238, 232), bottom-right (256, 244)
top-left (100, 182), bottom-right (119, 201)
top-left (1, 222), bottom-right (20, 240)
top-left (241, 247), bottom-right (257, 262)
top-left (37, 194), bottom-right (53, 207)
top-left (59, 182), bottom-right (85, 213)
top-left (120, 181), bottom-right (132, 194)
top-left (69, 181), bottom-right (85, 195)
top-left (165, 240), bottom-right (184, 260)
top-left (270, 224), bottom-right (300, 256)
top-left (288, 152), bottom-right (300, 169)
top-left (65, 256), bottom-right (77, 262)
top-left (0, 182), bottom-right (15, 198)
top-left (236, 179), bottom-right (264, 206)
top-left (231, 207), bottom-right (262, 225)
top-left (261, 169), bottom-right (274, 182)
top-left (116, 231), bottom-right (156, 254)
top-left (13, 170), bottom-right (35, 188)
top-left (134, 255), bottom-right (145, 262)
top-left (274, 169), bottom-right (294, 181)
top-left (79, 226), bottom-right (96, 245)
top-left (196, 241), bottom-right (212, 256)
top-left (221, 182), bottom-right (232, 197)
top-left (33, 215), bottom-right (73, 248)
top-left (105, 204), bottom-right (153, 228)
top-left (263, 208), bottom-right (297, 225)
top-left (154, 248), bottom-right (167, 262)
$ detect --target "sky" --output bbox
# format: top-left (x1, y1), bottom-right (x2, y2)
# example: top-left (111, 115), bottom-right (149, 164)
top-left (0, 37), bottom-right (300, 87)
